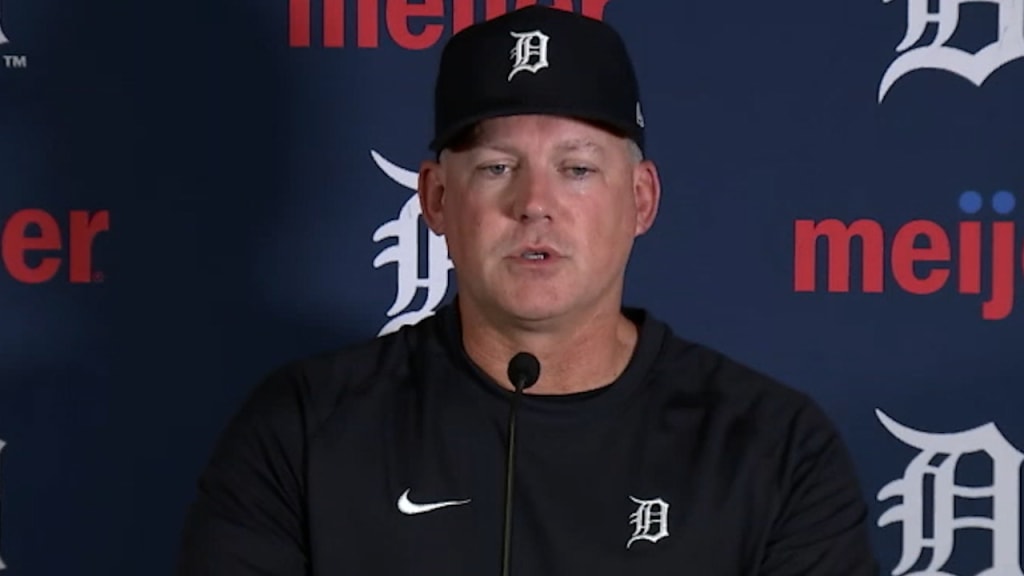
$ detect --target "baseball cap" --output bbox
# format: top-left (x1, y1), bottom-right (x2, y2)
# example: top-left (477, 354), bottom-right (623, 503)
top-left (429, 5), bottom-right (646, 155)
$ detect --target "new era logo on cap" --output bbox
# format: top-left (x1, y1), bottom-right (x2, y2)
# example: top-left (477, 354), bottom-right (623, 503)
top-left (429, 6), bottom-right (646, 154)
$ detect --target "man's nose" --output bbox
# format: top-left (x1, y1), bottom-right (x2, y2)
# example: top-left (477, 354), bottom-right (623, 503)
top-left (510, 165), bottom-right (555, 222)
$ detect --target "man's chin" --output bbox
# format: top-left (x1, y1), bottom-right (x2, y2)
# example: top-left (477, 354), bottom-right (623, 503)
top-left (460, 284), bottom-right (578, 325)
top-left (497, 296), bottom-right (573, 326)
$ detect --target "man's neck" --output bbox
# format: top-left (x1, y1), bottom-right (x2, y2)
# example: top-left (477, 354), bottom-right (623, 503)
top-left (458, 301), bottom-right (639, 396)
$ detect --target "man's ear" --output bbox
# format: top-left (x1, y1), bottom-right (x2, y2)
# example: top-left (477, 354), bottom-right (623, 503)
top-left (633, 159), bottom-right (661, 236)
top-left (418, 159), bottom-right (446, 235)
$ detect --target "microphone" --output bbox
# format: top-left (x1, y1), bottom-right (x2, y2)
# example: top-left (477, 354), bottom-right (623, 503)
top-left (501, 352), bottom-right (540, 576)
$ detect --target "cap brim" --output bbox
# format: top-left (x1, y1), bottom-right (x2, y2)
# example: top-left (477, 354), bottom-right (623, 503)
top-left (429, 104), bottom-right (636, 153)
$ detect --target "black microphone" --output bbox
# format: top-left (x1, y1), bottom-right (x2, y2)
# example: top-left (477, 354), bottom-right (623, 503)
top-left (501, 352), bottom-right (540, 576)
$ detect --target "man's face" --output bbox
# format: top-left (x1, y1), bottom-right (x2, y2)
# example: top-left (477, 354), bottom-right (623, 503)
top-left (418, 114), bottom-right (660, 326)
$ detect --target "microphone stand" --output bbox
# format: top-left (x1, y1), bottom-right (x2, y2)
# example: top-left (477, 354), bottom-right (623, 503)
top-left (501, 375), bottom-right (525, 576)
top-left (501, 352), bottom-right (539, 576)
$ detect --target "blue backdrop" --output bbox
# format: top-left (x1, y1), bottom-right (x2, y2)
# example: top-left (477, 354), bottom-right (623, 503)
top-left (1, 0), bottom-right (1022, 574)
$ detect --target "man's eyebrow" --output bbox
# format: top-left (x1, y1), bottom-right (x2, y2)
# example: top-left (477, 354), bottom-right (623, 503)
top-left (471, 142), bottom-right (520, 155)
top-left (464, 137), bottom-right (606, 155)
top-left (553, 139), bottom-right (605, 154)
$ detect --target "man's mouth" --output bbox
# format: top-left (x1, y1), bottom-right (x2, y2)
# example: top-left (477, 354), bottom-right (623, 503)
top-left (521, 250), bottom-right (549, 261)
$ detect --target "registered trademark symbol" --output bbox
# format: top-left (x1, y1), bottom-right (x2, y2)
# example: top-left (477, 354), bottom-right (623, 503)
top-left (93, 271), bottom-right (105, 282)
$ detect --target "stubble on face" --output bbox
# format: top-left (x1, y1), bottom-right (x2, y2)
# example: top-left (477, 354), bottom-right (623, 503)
top-left (417, 115), bottom-right (660, 394)
top-left (437, 116), bottom-right (642, 330)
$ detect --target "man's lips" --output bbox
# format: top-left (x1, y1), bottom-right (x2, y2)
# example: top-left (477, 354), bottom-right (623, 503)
top-left (508, 245), bottom-right (563, 262)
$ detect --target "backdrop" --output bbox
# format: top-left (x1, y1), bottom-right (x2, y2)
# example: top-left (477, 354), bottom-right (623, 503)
top-left (1, 0), bottom-right (1022, 574)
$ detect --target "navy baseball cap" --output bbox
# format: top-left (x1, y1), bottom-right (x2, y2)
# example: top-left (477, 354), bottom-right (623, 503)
top-left (429, 5), bottom-right (646, 155)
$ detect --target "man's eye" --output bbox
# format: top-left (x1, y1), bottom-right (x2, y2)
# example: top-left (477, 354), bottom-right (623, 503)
top-left (481, 164), bottom-right (511, 176)
top-left (566, 166), bottom-right (595, 178)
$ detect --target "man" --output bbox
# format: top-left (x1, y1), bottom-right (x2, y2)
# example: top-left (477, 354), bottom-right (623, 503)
top-left (176, 5), bottom-right (879, 575)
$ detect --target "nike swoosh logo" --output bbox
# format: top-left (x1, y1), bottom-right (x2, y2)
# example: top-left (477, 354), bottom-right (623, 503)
top-left (397, 489), bottom-right (471, 515)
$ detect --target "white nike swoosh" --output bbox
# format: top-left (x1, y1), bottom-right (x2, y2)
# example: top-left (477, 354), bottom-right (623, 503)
top-left (397, 489), bottom-right (471, 515)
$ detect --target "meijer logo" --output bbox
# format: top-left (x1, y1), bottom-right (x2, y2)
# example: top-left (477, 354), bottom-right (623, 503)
top-left (2, 209), bottom-right (110, 283)
top-left (794, 191), bottom-right (1021, 320)
top-left (290, 0), bottom-right (612, 48)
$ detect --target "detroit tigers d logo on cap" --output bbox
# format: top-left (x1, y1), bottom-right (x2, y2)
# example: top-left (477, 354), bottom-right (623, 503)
top-left (508, 30), bottom-right (550, 81)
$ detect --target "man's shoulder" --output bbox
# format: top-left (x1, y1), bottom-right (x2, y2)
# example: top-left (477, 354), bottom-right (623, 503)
top-left (237, 315), bottom-right (442, 436)
top-left (643, 321), bottom-right (877, 572)
top-left (278, 318), bottom-right (433, 389)
top-left (649, 320), bottom-right (839, 446)
top-left (653, 323), bottom-right (803, 397)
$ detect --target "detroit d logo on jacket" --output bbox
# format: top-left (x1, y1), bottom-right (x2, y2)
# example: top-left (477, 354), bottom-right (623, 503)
top-left (627, 496), bottom-right (670, 549)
